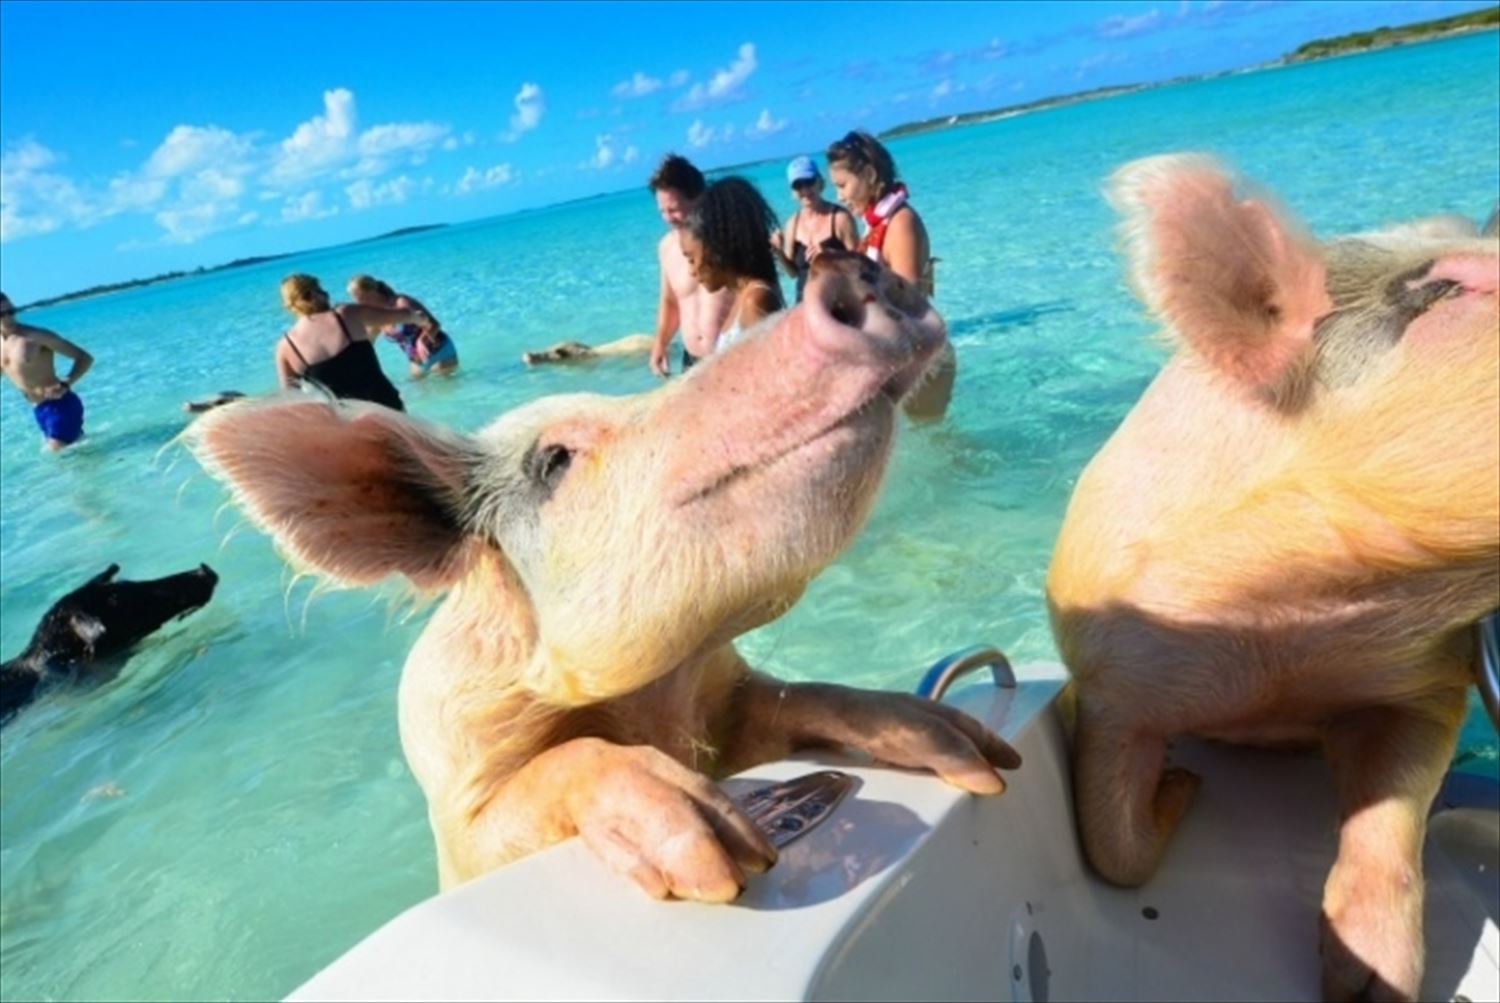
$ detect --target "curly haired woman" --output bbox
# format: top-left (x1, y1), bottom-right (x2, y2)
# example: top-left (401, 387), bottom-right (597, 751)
top-left (678, 177), bottom-right (787, 358)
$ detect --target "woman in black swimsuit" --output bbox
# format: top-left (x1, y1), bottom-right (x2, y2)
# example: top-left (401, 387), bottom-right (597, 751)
top-left (770, 156), bottom-right (859, 303)
top-left (274, 274), bottom-right (427, 412)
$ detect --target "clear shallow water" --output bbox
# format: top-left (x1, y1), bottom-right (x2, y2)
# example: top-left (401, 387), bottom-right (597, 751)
top-left (2, 33), bottom-right (1497, 1001)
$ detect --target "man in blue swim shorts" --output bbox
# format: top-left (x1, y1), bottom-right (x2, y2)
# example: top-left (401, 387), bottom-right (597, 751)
top-left (0, 292), bottom-right (95, 450)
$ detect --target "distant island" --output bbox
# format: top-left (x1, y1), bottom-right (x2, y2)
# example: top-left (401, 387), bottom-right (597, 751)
top-left (17, 222), bottom-right (449, 311)
top-left (1286, 4), bottom-right (1496, 62)
top-left (880, 4), bottom-right (1498, 141)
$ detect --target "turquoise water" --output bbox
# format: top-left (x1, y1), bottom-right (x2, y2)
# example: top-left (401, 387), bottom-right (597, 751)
top-left (3, 33), bottom-right (1497, 1001)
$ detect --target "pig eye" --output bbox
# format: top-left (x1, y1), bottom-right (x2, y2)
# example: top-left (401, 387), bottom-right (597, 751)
top-left (529, 443), bottom-right (573, 492)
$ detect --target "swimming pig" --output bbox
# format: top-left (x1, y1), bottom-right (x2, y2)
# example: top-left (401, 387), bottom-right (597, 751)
top-left (520, 333), bottom-right (655, 366)
top-left (189, 252), bottom-right (1020, 901)
top-left (1, 563), bottom-right (219, 724)
top-left (1047, 154), bottom-right (1498, 1001)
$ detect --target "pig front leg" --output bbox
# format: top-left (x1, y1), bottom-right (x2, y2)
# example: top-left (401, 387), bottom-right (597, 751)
top-left (722, 674), bottom-right (1022, 792)
top-left (446, 736), bottom-right (778, 902)
top-left (1319, 692), bottom-right (1465, 1003)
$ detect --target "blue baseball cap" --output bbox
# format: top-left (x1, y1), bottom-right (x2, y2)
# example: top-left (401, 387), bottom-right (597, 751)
top-left (786, 156), bottom-right (820, 186)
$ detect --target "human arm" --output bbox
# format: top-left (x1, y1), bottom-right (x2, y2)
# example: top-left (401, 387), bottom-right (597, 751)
top-left (769, 213), bottom-right (798, 277)
top-left (29, 330), bottom-right (93, 390)
top-left (395, 295), bottom-right (445, 349)
top-left (833, 208), bottom-right (860, 253)
top-left (881, 209), bottom-right (928, 288)
top-left (274, 340), bottom-right (299, 390)
top-left (344, 303), bottom-right (428, 338)
top-left (650, 254), bottom-right (679, 378)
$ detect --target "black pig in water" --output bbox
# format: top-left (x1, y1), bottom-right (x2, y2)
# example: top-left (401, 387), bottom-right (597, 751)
top-left (1, 563), bottom-right (218, 725)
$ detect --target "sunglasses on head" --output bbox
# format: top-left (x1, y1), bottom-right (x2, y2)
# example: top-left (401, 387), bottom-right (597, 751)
top-left (829, 131), bottom-right (867, 165)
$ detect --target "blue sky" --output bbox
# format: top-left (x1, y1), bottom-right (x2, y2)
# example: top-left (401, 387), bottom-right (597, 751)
top-left (1, 0), bottom-right (1491, 301)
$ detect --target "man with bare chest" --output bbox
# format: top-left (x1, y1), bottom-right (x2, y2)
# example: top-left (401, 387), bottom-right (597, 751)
top-left (0, 292), bottom-right (95, 450)
top-left (647, 156), bottom-right (733, 377)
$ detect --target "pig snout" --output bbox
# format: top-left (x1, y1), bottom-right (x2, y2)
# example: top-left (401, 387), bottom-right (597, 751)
top-left (803, 251), bottom-right (946, 400)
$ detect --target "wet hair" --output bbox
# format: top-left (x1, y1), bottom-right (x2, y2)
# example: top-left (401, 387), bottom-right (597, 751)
top-left (648, 153), bottom-right (707, 200)
top-left (350, 274), bottom-right (398, 300)
top-left (280, 274), bottom-right (329, 315)
top-left (826, 130), bottom-right (899, 192)
top-left (685, 177), bottom-right (781, 287)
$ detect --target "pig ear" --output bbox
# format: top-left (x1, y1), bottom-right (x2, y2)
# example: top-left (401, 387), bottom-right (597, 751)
top-left (1109, 154), bottom-right (1331, 398)
top-left (186, 398), bottom-right (480, 590)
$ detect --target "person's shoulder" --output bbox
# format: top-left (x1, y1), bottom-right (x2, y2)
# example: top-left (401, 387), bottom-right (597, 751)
top-left (17, 323), bottom-right (62, 343)
top-left (752, 282), bottom-right (784, 313)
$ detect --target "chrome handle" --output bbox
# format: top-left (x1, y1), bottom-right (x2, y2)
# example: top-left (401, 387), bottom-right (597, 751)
top-left (915, 644), bottom-right (1016, 701)
top-left (735, 770), bottom-right (858, 849)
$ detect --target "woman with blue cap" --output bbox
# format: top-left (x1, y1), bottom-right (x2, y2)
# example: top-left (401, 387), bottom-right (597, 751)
top-left (770, 155), bottom-right (858, 302)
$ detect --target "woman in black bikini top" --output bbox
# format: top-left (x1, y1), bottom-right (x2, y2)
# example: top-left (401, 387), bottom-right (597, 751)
top-left (772, 156), bottom-right (858, 303)
top-left (276, 274), bottom-right (424, 412)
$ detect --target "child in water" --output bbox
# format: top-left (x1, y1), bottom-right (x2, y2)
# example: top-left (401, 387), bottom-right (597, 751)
top-left (347, 275), bottom-right (460, 379)
top-left (678, 178), bottom-right (786, 355)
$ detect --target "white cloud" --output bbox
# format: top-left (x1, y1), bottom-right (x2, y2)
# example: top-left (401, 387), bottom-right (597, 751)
top-left (584, 133), bottom-right (637, 170)
top-left (932, 79), bottom-right (953, 99)
top-left (668, 69), bottom-right (690, 87)
top-left (0, 140), bottom-right (94, 242)
top-left (674, 43), bottom-right (756, 111)
top-left (268, 88), bottom-right (357, 184)
top-left (266, 88), bottom-right (448, 186)
top-left (4, 88), bottom-right (449, 246)
top-left (1098, 8), bottom-right (1162, 37)
top-left (1077, 50), bottom-right (1129, 74)
top-left (280, 190), bottom-right (338, 223)
top-left (502, 82), bottom-right (546, 141)
top-left (686, 120), bottom-right (715, 148)
top-left (106, 174), bottom-right (168, 212)
top-left (345, 175), bottom-right (414, 210)
top-left (455, 163), bottom-right (516, 193)
top-left (145, 125), bottom-right (254, 178)
top-left (975, 38), bottom-right (1008, 61)
top-left (359, 121), bottom-right (450, 158)
top-left (612, 71), bottom-right (663, 98)
top-left (155, 200), bottom-right (246, 243)
top-left (746, 108), bottom-right (787, 138)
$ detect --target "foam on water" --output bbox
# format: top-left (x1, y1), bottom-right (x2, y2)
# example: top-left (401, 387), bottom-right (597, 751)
top-left (2, 33), bottom-right (1497, 1001)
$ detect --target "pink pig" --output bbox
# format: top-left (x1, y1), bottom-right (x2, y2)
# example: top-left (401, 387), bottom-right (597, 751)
top-left (1049, 155), bottom-right (1499, 1001)
top-left (190, 252), bottom-right (1020, 902)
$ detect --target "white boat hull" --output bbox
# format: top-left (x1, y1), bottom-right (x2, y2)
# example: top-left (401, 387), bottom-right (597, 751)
top-left (291, 664), bottom-right (1500, 1002)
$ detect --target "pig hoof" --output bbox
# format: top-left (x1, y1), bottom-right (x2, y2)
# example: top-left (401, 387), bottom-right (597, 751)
top-left (1319, 909), bottom-right (1420, 1002)
top-left (1154, 766), bottom-right (1201, 832)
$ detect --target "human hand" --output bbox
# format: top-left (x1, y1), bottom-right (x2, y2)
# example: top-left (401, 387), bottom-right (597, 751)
top-left (44, 381), bottom-right (69, 400)
top-left (769, 228), bottom-right (783, 249)
top-left (649, 344), bottom-right (669, 378)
